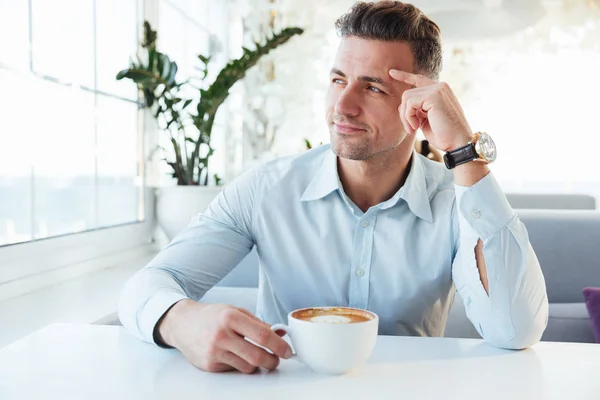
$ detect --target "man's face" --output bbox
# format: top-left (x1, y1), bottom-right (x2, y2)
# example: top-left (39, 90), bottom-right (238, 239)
top-left (325, 37), bottom-right (415, 160)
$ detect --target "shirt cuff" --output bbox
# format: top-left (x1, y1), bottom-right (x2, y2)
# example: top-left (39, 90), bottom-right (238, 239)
top-left (454, 172), bottom-right (515, 240)
top-left (139, 290), bottom-right (189, 345)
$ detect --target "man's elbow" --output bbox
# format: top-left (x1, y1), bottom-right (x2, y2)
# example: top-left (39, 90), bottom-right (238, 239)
top-left (117, 278), bottom-right (138, 334)
top-left (487, 326), bottom-right (544, 350)
top-left (486, 304), bottom-right (549, 350)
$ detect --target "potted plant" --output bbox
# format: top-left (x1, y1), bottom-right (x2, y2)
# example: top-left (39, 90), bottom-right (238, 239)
top-left (117, 21), bottom-right (303, 239)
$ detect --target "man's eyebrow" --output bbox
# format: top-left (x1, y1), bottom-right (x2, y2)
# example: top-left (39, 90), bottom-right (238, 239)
top-left (330, 68), bottom-right (392, 89)
top-left (360, 75), bottom-right (384, 85)
top-left (330, 68), bottom-right (346, 77)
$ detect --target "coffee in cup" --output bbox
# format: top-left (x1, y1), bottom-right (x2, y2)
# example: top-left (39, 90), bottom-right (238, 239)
top-left (271, 306), bottom-right (378, 375)
top-left (291, 307), bottom-right (374, 324)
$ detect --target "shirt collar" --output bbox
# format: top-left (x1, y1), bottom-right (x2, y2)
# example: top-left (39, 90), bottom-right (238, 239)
top-left (300, 148), bottom-right (433, 223)
top-left (300, 148), bottom-right (339, 202)
top-left (398, 152), bottom-right (433, 223)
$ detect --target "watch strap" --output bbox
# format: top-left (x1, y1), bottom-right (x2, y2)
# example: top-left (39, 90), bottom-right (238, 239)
top-left (443, 142), bottom-right (478, 169)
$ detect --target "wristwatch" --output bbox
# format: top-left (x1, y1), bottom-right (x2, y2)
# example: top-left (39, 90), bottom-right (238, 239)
top-left (443, 132), bottom-right (497, 169)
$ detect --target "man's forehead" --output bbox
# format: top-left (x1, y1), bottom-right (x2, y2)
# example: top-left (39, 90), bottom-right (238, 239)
top-left (334, 36), bottom-right (414, 74)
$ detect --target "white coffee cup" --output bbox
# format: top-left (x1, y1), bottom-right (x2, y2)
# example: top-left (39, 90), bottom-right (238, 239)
top-left (270, 306), bottom-right (379, 375)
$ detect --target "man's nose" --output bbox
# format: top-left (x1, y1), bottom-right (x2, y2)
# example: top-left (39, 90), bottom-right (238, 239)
top-left (334, 85), bottom-right (361, 117)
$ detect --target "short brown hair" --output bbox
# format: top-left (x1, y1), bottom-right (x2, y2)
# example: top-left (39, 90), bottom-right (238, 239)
top-left (335, 1), bottom-right (442, 80)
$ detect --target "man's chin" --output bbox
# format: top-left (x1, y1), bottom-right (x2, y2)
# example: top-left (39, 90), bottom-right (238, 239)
top-left (332, 144), bottom-right (372, 161)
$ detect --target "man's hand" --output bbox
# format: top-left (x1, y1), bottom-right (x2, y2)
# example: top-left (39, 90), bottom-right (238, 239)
top-left (389, 69), bottom-right (473, 152)
top-left (157, 300), bottom-right (293, 374)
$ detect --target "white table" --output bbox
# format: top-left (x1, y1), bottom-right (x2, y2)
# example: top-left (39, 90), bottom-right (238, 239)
top-left (0, 324), bottom-right (599, 400)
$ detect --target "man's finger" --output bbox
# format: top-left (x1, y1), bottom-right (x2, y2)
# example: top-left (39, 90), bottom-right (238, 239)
top-left (230, 312), bottom-right (293, 359)
top-left (402, 92), bottom-right (429, 133)
top-left (202, 361), bottom-right (236, 373)
top-left (389, 69), bottom-right (434, 88)
top-left (237, 307), bottom-right (264, 323)
top-left (405, 97), bottom-right (422, 132)
top-left (398, 101), bottom-right (413, 135)
top-left (219, 351), bottom-right (259, 374)
top-left (228, 335), bottom-right (281, 371)
top-left (417, 109), bottom-right (428, 128)
top-left (237, 309), bottom-right (287, 337)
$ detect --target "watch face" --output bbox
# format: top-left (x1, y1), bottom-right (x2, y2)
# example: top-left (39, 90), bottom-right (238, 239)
top-left (475, 132), bottom-right (497, 163)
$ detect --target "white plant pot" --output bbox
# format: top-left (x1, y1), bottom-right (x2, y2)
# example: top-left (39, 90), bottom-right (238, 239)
top-left (156, 185), bottom-right (223, 240)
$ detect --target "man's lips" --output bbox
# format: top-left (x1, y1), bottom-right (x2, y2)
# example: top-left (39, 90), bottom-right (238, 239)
top-left (334, 123), bottom-right (367, 134)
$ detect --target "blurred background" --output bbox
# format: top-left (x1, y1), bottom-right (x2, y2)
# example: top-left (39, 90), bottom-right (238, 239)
top-left (0, 0), bottom-right (599, 346)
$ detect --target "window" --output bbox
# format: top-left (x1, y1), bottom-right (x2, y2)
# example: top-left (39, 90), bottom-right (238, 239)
top-left (0, 0), bottom-right (239, 300)
top-left (0, 0), bottom-right (143, 247)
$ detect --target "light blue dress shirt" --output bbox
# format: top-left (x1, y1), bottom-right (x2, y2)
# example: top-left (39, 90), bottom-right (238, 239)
top-left (119, 145), bottom-right (548, 349)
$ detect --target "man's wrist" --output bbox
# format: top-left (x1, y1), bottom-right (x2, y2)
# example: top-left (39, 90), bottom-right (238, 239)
top-left (452, 162), bottom-right (490, 187)
top-left (448, 133), bottom-right (474, 152)
top-left (453, 162), bottom-right (490, 187)
top-left (155, 298), bottom-right (197, 348)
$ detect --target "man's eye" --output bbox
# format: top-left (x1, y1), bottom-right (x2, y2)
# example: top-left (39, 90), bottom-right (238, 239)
top-left (332, 78), bottom-right (344, 84)
top-left (368, 86), bottom-right (383, 93)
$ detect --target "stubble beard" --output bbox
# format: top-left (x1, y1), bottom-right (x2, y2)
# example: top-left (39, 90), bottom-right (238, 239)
top-left (330, 130), bottom-right (374, 160)
top-left (330, 127), bottom-right (410, 162)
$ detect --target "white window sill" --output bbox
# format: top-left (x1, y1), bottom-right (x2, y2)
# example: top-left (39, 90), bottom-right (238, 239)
top-left (0, 246), bottom-right (158, 349)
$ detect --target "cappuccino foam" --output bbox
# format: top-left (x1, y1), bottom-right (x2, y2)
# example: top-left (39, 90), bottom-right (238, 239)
top-left (292, 307), bottom-right (374, 324)
top-left (309, 315), bottom-right (353, 324)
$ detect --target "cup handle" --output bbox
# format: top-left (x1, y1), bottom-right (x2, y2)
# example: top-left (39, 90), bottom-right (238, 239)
top-left (270, 323), bottom-right (299, 361)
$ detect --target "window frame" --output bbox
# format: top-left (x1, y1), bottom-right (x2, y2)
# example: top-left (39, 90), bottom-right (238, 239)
top-left (0, 0), bottom-right (157, 289)
top-left (0, 0), bottom-right (235, 295)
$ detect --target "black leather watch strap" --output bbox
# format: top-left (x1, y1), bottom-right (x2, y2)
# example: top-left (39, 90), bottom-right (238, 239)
top-left (443, 143), bottom-right (478, 169)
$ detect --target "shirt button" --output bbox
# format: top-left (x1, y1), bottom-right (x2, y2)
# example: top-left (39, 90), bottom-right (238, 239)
top-left (471, 210), bottom-right (482, 219)
top-left (362, 221), bottom-right (370, 227)
top-left (355, 268), bottom-right (365, 277)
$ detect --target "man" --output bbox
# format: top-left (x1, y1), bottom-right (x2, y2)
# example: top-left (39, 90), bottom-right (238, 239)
top-left (119, 1), bottom-right (548, 374)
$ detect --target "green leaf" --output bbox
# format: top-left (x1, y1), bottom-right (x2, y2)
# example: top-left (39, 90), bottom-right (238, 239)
top-left (165, 161), bottom-right (178, 174)
top-left (154, 55), bottom-right (162, 74)
top-left (117, 69), bottom-right (154, 86)
top-left (143, 88), bottom-right (154, 107)
top-left (166, 118), bottom-right (177, 129)
top-left (116, 69), bottom-right (130, 80)
top-left (148, 49), bottom-right (156, 71)
top-left (159, 55), bottom-right (172, 80)
top-left (198, 54), bottom-right (211, 64)
top-left (154, 105), bottom-right (163, 119)
top-left (182, 99), bottom-right (193, 109)
top-left (167, 61), bottom-right (178, 85)
top-left (142, 21), bottom-right (158, 49)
